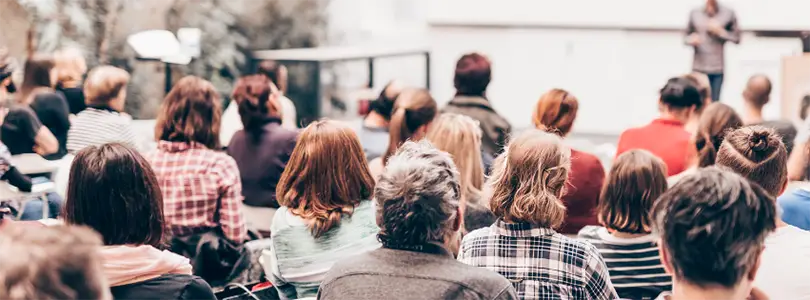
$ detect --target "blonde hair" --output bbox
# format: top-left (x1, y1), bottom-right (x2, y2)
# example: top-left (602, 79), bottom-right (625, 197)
top-left (488, 129), bottom-right (570, 228)
top-left (54, 47), bottom-right (87, 88)
top-left (426, 113), bottom-right (484, 206)
top-left (84, 65), bottom-right (130, 107)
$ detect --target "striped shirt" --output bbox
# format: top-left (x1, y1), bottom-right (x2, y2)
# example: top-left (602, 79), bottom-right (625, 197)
top-left (66, 107), bottom-right (139, 153)
top-left (261, 200), bottom-right (381, 299)
top-left (578, 226), bottom-right (672, 300)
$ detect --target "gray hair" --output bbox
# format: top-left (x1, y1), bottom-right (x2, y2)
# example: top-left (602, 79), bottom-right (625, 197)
top-left (374, 140), bottom-right (460, 247)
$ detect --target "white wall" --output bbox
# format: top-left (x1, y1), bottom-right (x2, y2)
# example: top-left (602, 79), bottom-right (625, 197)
top-left (321, 0), bottom-right (808, 134)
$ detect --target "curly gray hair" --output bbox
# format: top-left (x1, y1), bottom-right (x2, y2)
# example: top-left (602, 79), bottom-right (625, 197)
top-left (374, 140), bottom-right (461, 247)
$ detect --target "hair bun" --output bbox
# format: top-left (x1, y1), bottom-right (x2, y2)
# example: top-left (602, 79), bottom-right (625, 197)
top-left (749, 131), bottom-right (770, 153)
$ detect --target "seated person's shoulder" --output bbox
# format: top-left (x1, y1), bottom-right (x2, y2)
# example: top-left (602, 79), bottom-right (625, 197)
top-left (576, 225), bottom-right (603, 240)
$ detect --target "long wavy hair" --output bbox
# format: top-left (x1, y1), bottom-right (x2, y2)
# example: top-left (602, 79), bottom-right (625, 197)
top-left (426, 113), bottom-right (484, 206)
top-left (276, 120), bottom-right (376, 237)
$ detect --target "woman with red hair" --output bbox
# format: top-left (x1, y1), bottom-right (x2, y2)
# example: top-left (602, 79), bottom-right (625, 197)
top-left (443, 53), bottom-right (511, 160)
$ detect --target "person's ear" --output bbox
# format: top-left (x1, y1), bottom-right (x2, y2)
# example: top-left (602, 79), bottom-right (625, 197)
top-left (658, 242), bottom-right (675, 276)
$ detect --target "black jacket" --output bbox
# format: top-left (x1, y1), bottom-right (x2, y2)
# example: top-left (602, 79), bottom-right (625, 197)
top-left (110, 274), bottom-right (216, 300)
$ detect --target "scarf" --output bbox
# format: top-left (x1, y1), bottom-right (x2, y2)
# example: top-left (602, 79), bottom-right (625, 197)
top-left (101, 245), bottom-right (193, 287)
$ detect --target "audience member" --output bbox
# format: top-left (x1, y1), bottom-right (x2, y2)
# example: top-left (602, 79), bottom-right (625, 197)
top-left (578, 150), bottom-right (671, 299)
top-left (226, 75), bottom-right (298, 231)
top-left (263, 120), bottom-right (380, 299)
top-left (742, 74), bottom-right (796, 153)
top-left (669, 102), bottom-right (742, 184)
top-left (788, 96), bottom-right (810, 181)
top-left (66, 66), bottom-right (138, 153)
top-left (64, 143), bottom-right (216, 300)
top-left (1, 55), bottom-right (59, 157)
top-left (443, 53), bottom-right (511, 158)
top-left (368, 88), bottom-right (437, 178)
top-left (319, 140), bottom-right (517, 300)
top-left (19, 55), bottom-right (71, 160)
top-left (426, 113), bottom-right (495, 233)
top-left (53, 47), bottom-right (87, 114)
top-left (458, 129), bottom-right (617, 300)
top-left (221, 60), bottom-right (297, 145)
top-left (715, 126), bottom-right (810, 299)
top-left (533, 89), bottom-right (605, 234)
top-left (0, 50), bottom-right (16, 103)
top-left (0, 141), bottom-right (62, 220)
top-left (0, 225), bottom-right (111, 300)
top-left (148, 76), bottom-right (247, 244)
top-left (652, 168), bottom-right (775, 300)
top-left (358, 80), bottom-right (403, 161)
top-left (616, 77), bottom-right (704, 176)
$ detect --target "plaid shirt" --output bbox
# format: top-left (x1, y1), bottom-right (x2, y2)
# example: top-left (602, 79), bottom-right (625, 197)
top-left (146, 141), bottom-right (247, 243)
top-left (458, 220), bottom-right (618, 300)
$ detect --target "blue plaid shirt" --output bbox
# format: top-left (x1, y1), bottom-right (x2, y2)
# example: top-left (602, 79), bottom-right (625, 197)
top-left (458, 220), bottom-right (618, 300)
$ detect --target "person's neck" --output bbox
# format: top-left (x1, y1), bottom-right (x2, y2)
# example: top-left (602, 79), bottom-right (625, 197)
top-left (743, 104), bottom-right (764, 124)
top-left (670, 280), bottom-right (749, 300)
top-left (660, 110), bottom-right (689, 124)
top-left (364, 112), bottom-right (389, 128)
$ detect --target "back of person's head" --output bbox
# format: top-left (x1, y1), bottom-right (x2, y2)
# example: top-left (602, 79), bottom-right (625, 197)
top-left (454, 53), bottom-right (491, 96)
top-left (598, 150), bottom-right (667, 234)
top-left (53, 47), bottom-right (87, 87)
top-left (277, 120), bottom-right (375, 238)
top-left (488, 129), bottom-right (570, 228)
top-left (742, 74), bottom-right (772, 109)
top-left (659, 77), bottom-right (703, 111)
top-left (64, 143), bottom-right (164, 247)
top-left (375, 140), bottom-right (460, 247)
top-left (684, 72), bottom-right (712, 108)
top-left (426, 113), bottom-right (484, 205)
top-left (256, 60), bottom-right (287, 92)
top-left (83, 66), bottom-right (130, 110)
top-left (716, 126), bottom-right (788, 196)
top-left (19, 54), bottom-right (54, 103)
top-left (695, 103), bottom-right (743, 167)
top-left (801, 94), bottom-right (810, 120)
top-left (231, 75), bottom-right (283, 131)
top-left (368, 80), bottom-right (403, 120)
top-left (532, 88), bottom-right (579, 136)
top-left (0, 225), bottom-right (111, 300)
top-left (155, 76), bottom-right (222, 149)
top-left (383, 88), bottom-right (438, 162)
top-left (653, 167), bottom-right (777, 289)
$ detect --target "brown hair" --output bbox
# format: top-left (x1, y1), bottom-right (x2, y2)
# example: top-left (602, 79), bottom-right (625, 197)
top-left (276, 120), bottom-right (375, 237)
top-left (426, 113), bottom-right (484, 206)
top-left (256, 60), bottom-right (287, 92)
top-left (53, 47), bottom-right (87, 88)
top-left (488, 129), bottom-right (570, 228)
top-left (716, 126), bottom-right (788, 196)
top-left (18, 54), bottom-right (54, 104)
top-left (155, 76), bottom-right (222, 149)
top-left (64, 143), bottom-right (165, 248)
top-left (695, 103), bottom-right (743, 167)
top-left (0, 225), bottom-right (110, 300)
top-left (231, 75), bottom-right (282, 131)
top-left (532, 89), bottom-right (579, 136)
top-left (598, 150), bottom-right (668, 234)
top-left (84, 66), bottom-right (130, 107)
top-left (383, 88), bottom-right (438, 163)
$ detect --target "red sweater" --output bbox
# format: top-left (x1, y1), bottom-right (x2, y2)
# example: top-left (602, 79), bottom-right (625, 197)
top-left (560, 149), bottom-right (605, 234)
top-left (615, 118), bottom-right (694, 176)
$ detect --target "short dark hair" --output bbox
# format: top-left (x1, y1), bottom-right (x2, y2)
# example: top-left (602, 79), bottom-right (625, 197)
top-left (454, 53), bottom-right (491, 96)
top-left (716, 126), bottom-right (787, 196)
top-left (598, 150), bottom-right (668, 234)
top-left (155, 76), bottom-right (222, 149)
top-left (19, 54), bottom-right (54, 104)
top-left (64, 143), bottom-right (165, 247)
top-left (653, 167), bottom-right (777, 288)
top-left (659, 77), bottom-right (703, 110)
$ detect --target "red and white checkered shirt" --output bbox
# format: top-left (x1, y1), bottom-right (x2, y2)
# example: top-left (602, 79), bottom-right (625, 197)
top-left (146, 141), bottom-right (247, 243)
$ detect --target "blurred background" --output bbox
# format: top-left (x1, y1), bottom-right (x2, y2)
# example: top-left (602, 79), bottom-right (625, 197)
top-left (2, 0), bottom-right (809, 137)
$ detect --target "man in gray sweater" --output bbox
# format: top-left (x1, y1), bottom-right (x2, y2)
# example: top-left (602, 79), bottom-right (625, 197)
top-left (317, 141), bottom-right (517, 300)
top-left (685, 0), bottom-right (741, 102)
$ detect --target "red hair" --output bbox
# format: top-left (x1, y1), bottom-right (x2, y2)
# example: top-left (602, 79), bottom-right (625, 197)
top-left (454, 53), bottom-right (491, 96)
